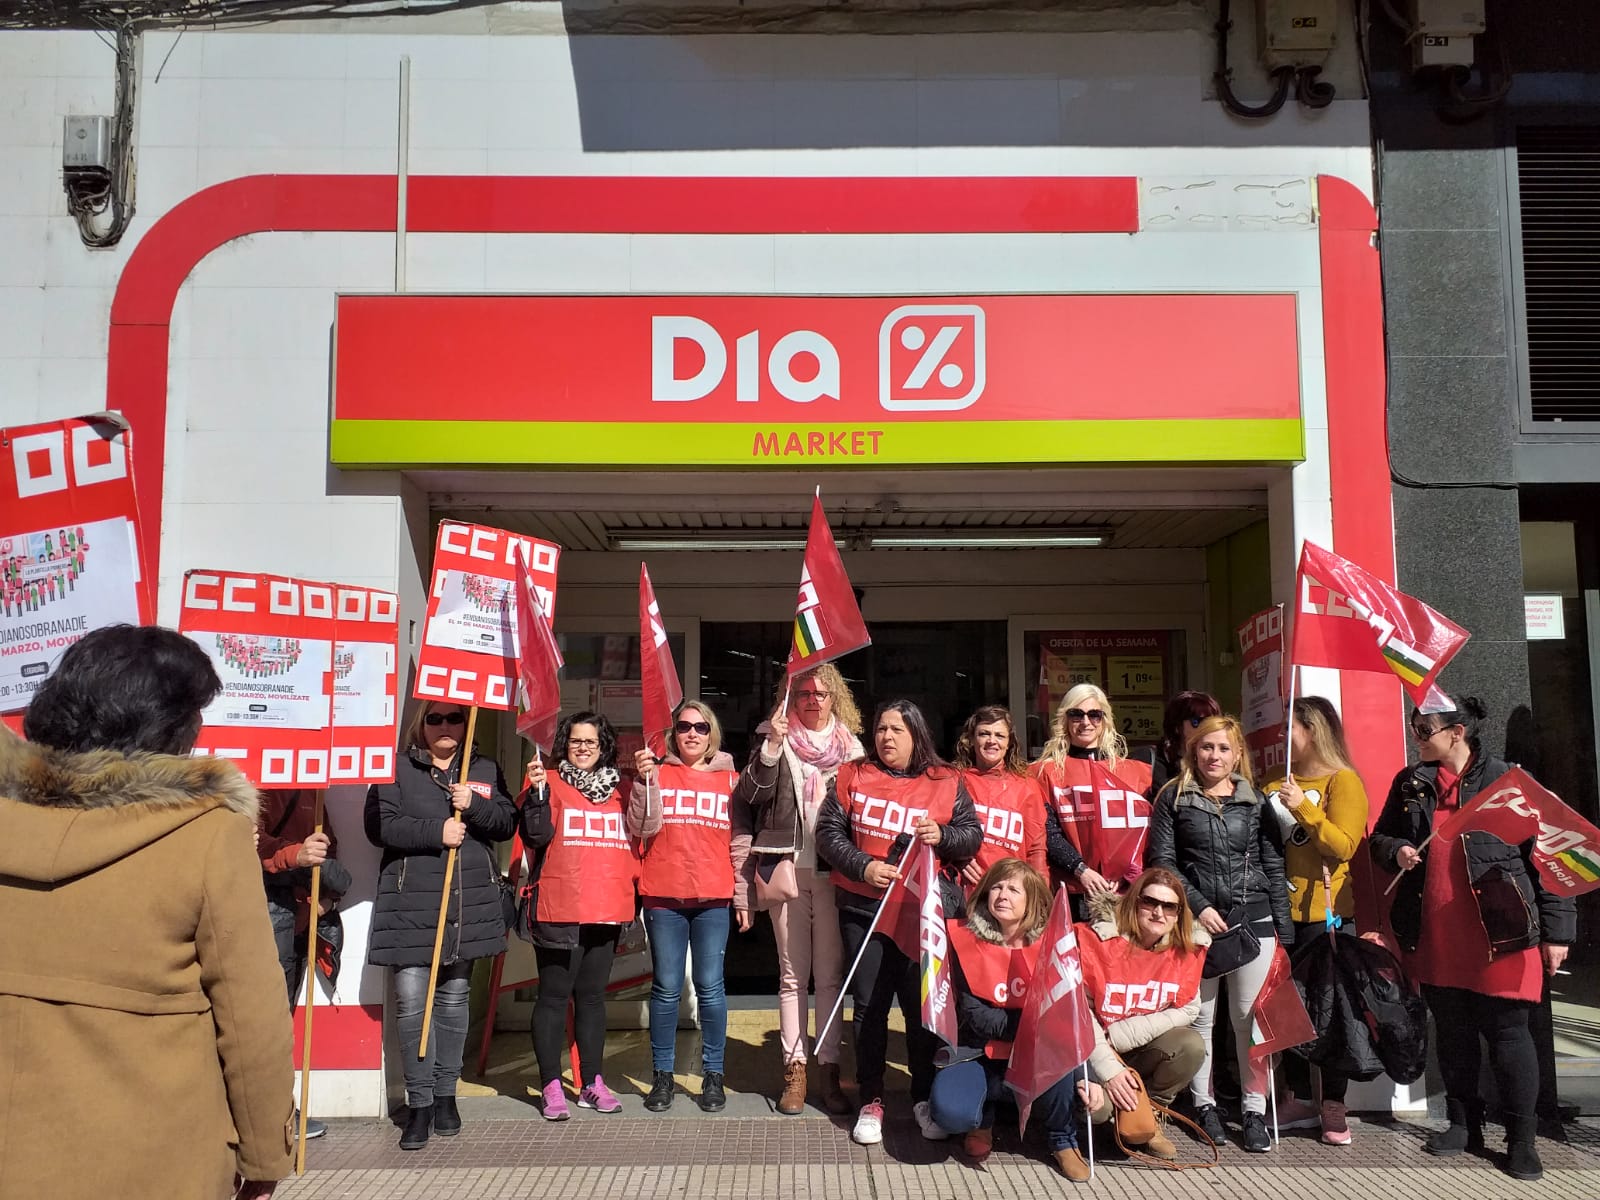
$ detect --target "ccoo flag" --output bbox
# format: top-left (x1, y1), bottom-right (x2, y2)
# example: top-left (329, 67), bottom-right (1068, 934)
top-left (638, 563), bottom-right (683, 759)
top-left (1005, 887), bottom-right (1096, 1134)
top-left (787, 493), bottom-right (870, 675)
top-left (514, 545), bottom-right (565, 749)
top-left (1447, 766), bottom-right (1600, 897)
top-left (1291, 542), bottom-right (1470, 704)
top-left (880, 843), bottom-right (959, 1048)
top-left (1247, 943), bottom-right (1316, 1066)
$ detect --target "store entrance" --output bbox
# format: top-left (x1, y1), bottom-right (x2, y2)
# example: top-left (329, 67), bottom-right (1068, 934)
top-left (705, 618), bottom-right (1007, 994)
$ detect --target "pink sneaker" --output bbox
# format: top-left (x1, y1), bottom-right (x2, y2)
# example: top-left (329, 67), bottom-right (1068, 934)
top-left (1320, 1099), bottom-right (1352, 1145)
top-left (1275, 1095), bottom-right (1321, 1131)
top-left (541, 1079), bottom-right (571, 1121)
top-left (577, 1075), bottom-right (623, 1114)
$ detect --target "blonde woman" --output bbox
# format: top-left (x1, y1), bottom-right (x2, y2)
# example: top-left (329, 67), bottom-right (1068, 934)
top-left (731, 663), bottom-right (864, 1117)
top-left (1030, 683), bottom-right (1154, 900)
top-left (1147, 715), bottom-right (1292, 1154)
top-left (1261, 695), bottom-right (1370, 1145)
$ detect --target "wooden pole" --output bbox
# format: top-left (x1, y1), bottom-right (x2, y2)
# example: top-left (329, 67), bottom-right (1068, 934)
top-left (295, 790), bottom-right (326, 1176)
top-left (419, 706), bottom-right (477, 1057)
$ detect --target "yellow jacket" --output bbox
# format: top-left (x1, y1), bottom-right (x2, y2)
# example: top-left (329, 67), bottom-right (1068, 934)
top-left (1262, 767), bottom-right (1369, 923)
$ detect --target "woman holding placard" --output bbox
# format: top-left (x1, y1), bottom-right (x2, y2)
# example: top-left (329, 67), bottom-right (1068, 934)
top-left (519, 712), bottom-right (636, 1121)
top-left (365, 700), bottom-right (517, 1150)
top-left (631, 700), bottom-right (743, 1114)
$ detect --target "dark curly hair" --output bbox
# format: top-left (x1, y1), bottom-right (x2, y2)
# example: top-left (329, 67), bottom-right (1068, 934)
top-left (23, 624), bottom-right (222, 755)
top-left (953, 704), bottom-right (1027, 775)
top-left (552, 710), bottom-right (618, 769)
top-left (866, 699), bottom-right (947, 777)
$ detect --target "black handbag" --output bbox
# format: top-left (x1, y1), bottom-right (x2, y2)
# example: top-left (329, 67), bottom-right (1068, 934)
top-left (1202, 906), bottom-right (1262, 978)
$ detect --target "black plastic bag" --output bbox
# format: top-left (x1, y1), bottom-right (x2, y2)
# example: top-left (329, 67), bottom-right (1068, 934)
top-left (1291, 929), bottom-right (1428, 1084)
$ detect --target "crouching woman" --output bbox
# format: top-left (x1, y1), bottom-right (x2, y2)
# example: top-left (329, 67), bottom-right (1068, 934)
top-left (1078, 868), bottom-right (1209, 1160)
top-left (929, 858), bottom-right (1107, 1183)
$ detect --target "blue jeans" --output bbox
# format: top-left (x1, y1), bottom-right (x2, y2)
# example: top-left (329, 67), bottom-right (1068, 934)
top-left (643, 904), bottom-right (729, 1073)
top-left (929, 1057), bottom-right (1084, 1151)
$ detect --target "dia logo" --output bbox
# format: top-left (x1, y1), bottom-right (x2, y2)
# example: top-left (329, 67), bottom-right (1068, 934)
top-left (879, 305), bottom-right (986, 412)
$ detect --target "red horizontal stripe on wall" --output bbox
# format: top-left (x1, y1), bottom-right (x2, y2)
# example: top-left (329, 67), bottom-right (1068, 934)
top-left (292, 1001), bottom-right (384, 1072)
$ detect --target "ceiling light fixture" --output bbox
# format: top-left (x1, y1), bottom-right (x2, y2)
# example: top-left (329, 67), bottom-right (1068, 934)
top-left (611, 534), bottom-right (809, 552)
top-left (866, 530), bottom-right (1111, 549)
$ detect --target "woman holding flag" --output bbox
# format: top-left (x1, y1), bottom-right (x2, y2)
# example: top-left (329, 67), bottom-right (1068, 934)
top-left (365, 700), bottom-right (518, 1150)
top-left (1371, 693), bottom-right (1575, 1181)
top-left (731, 662), bottom-right (864, 1117)
top-left (519, 712), bottom-right (636, 1121)
top-left (1032, 684), bottom-right (1154, 905)
top-left (815, 699), bottom-right (983, 1146)
top-left (631, 699), bottom-right (743, 1114)
top-left (954, 705), bottom-right (1048, 886)
top-left (1147, 714), bottom-right (1292, 1154)
top-left (930, 857), bottom-right (1107, 1182)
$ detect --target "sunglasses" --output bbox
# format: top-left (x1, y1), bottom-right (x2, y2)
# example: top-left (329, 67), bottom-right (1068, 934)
top-left (1137, 894), bottom-right (1181, 917)
top-left (676, 720), bottom-right (712, 736)
top-left (425, 712), bottom-right (466, 727)
top-left (1411, 723), bottom-right (1447, 742)
top-left (1066, 708), bottom-right (1106, 725)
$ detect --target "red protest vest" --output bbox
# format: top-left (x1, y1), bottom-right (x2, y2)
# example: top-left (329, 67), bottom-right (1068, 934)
top-left (1030, 755), bottom-right (1154, 890)
top-left (960, 768), bottom-right (1048, 886)
top-left (537, 777), bottom-right (639, 926)
top-left (833, 761), bottom-right (959, 899)
top-left (1074, 921), bottom-right (1205, 1028)
top-left (638, 762), bottom-right (739, 902)
top-left (948, 921), bottom-right (1041, 1059)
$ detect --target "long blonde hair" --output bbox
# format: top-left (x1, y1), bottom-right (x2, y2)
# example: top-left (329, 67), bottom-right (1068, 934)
top-left (777, 662), bottom-right (863, 736)
top-left (1041, 683), bottom-right (1127, 770)
top-left (1291, 696), bottom-right (1355, 775)
top-left (1172, 713), bottom-right (1253, 796)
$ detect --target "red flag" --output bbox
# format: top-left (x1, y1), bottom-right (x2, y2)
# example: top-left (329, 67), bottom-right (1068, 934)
top-left (1291, 542), bottom-right (1469, 704)
top-left (1448, 767), bottom-right (1600, 897)
top-left (1005, 888), bottom-right (1095, 1133)
top-left (787, 494), bottom-right (869, 675)
top-left (877, 844), bottom-right (959, 1047)
top-left (638, 564), bottom-right (682, 759)
top-left (514, 546), bottom-right (565, 749)
top-left (1247, 943), bottom-right (1316, 1065)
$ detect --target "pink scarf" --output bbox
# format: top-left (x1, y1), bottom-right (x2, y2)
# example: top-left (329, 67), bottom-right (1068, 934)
top-left (787, 719), bottom-right (858, 811)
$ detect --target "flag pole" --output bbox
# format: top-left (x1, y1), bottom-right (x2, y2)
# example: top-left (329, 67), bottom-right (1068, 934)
top-left (420, 705), bottom-right (476, 1057)
top-left (1383, 827), bottom-right (1437, 895)
top-left (295, 789), bottom-right (326, 1176)
top-left (1282, 663), bottom-right (1298, 782)
top-left (1082, 1063), bottom-right (1095, 1181)
top-left (815, 873), bottom-right (901, 1052)
top-left (1269, 1063), bottom-right (1279, 1142)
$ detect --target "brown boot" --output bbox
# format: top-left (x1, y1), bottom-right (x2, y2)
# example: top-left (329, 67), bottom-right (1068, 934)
top-left (777, 1060), bottom-right (808, 1116)
top-left (819, 1063), bottom-right (852, 1116)
top-left (1144, 1118), bottom-right (1177, 1161)
top-left (1053, 1147), bottom-right (1091, 1182)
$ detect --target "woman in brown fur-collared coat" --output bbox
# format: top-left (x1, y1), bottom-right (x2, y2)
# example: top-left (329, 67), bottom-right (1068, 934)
top-left (0, 626), bottom-right (295, 1200)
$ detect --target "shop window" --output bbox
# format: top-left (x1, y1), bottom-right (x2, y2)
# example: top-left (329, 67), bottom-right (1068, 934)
top-left (1022, 629), bottom-right (1188, 761)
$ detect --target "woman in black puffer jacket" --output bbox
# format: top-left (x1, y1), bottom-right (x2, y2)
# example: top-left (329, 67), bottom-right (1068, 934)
top-left (1148, 714), bottom-right (1291, 1155)
top-left (365, 701), bottom-right (516, 1150)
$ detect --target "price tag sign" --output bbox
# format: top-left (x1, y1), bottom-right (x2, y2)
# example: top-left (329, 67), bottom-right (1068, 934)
top-left (1108, 655), bottom-right (1164, 696)
top-left (1117, 700), bottom-right (1164, 742)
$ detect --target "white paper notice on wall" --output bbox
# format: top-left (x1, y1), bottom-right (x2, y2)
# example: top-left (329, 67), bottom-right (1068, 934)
top-left (1525, 594), bottom-right (1566, 641)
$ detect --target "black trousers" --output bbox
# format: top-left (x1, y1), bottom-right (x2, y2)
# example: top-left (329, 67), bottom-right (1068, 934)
top-left (1422, 984), bottom-right (1538, 1118)
top-left (533, 926), bottom-right (618, 1088)
top-left (838, 905), bottom-right (936, 1104)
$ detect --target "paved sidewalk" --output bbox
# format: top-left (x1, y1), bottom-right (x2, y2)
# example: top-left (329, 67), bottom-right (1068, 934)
top-left (279, 1100), bottom-right (1600, 1200)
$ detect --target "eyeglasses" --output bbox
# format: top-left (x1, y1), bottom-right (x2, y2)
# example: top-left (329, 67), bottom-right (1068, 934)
top-left (796, 689), bottom-right (831, 701)
top-left (567, 738), bottom-right (600, 749)
top-left (425, 712), bottom-right (466, 727)
top-left (676, 720), bottom-right (712, 736)
top-left (1066, 709), bottom-right (1106, 725)
top-left (1410, 723), bottom-right (1445, 742)
top-left (1137, 895), bottom-right (1181, 917)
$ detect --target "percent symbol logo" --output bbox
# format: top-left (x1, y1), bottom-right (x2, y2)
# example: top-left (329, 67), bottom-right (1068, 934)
top-left (878, 304), bottom-right (987, 412)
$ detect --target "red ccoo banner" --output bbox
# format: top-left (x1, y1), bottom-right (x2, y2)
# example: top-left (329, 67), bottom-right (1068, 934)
top-left (1238, 605), bottom-right (1287, 781)
top-left (330, 584), bottom-right (401, 784)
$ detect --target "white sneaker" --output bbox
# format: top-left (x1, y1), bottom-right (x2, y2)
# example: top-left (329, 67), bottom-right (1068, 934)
top-left (914, 1099), bottom-right (951, 1141)
top-left (853, 1099), bottom-right (884, 1145)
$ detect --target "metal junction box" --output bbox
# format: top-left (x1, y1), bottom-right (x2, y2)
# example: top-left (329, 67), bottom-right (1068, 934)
top-left (1257, 0), bottom-right (1339, 69)
top-left (62, 116), bottom-right (113, 171)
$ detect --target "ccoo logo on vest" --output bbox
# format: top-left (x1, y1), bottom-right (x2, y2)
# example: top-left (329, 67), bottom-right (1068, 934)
top-left (562, 807), bottom-right (629, 846)
top-left (652, 305), bottom-right (987, 413)
top-left (853, 792), bottom-right (930, 836)
top-left (1100, 980), bottom-right (1181, 1017)
top-left (1052, 785), bottom-right (1150, 829)
top-left (975, 802), bottom-right (1027, 850)
top-left (660, 787), bottom-right (733, 828)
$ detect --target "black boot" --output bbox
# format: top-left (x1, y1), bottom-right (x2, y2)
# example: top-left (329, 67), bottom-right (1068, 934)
top-left (1504, 1113), bottom-right (1543, 1182)
top-left (399, 1104), bottom-right (433, 1150)
top-left (1424, 1099), bottom-right (1483, 1157)
top-left (699, 1071), bottom-right (726, 1113)
top-left (433, 1095), bottom-right (462, 1137)
top-left (644, 1070), bottom-right (675, 1112)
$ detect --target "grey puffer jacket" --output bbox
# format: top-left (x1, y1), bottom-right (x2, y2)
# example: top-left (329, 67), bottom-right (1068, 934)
top-left (1147, 773), bottom-right (1293, 946)
top-left (364, 746), bottom-right (517, 967)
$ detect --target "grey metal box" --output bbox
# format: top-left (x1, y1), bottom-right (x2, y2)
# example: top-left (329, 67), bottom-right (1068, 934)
top-left (63, 116), bottom-right (113, 170)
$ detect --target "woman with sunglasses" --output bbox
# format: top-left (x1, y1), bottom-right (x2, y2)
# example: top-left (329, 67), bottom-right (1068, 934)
top-left (953, 705), bottom-right (1048, 890)
top-left (1131, 691), bottom-right (1222, 800)
top-left (1077, 867), bottom-right (1209, 1161)
top-left (1031, 684), bottom-right (1154, 905)
top-left (1147, 714), bottom-right (1291, 1154)
top-left (815, 698), bottom-right (983, 1146)
top-left (1260, 696), bottom-right (1370, 1144)
top-left (365, 701), bottom-right (517, 1150)
top-left (730, 663), bottom-right (864, 1117)
top-left (519, 712), bottom-right (636, 1121)
top-left (631, 700), bottom-right (742, 1114)
top-left (1371, 693), bottom-right (1574, 1181)
top-left (930, 857), bottom-right (1107, 1182)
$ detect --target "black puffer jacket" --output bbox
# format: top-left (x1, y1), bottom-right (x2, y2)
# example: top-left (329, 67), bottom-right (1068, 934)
top-left (364, 746), bottom-right (517, 967)
top-left (1148, 773), bottom-right (1293, 946)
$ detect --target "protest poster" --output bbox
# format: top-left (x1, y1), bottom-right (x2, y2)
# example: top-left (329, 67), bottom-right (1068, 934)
top-left (1238, 605), bottom-right (1287, 781)
top-left (330, 585), bottom-right (401, 784)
